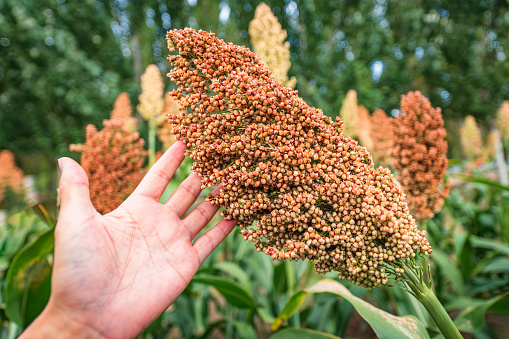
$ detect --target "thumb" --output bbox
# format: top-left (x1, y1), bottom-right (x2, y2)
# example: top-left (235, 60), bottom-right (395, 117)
top-left (58, 157), bottom-right (96, 218)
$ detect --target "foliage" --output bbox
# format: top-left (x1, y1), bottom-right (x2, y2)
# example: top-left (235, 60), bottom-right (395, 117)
top-left (0, 0), bottom-right (132, 157)
top-left (0, 207), bottom-right (53, 337)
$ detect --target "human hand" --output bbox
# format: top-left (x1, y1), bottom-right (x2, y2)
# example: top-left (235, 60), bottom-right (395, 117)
top-left (21, 141), bottom-right (236, 339)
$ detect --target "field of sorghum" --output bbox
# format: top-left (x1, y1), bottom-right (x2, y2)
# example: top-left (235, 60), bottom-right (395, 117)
top-left (1, 2), bottom-right (509, 339)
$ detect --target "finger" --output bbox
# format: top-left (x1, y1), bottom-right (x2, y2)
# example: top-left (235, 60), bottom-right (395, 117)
top-left (57, 157), bottom-right (96, 220)
top-left (131, 141), bottom-right (188, 201)
top-left (193, 219), bottom-right (237, 264)
top-left (182, 186), bottom-right (221, 238)
top-left (164, 172), bottom-right (202, 218)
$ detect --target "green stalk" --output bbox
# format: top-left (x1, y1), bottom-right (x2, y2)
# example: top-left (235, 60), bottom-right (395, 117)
top-left (399, 261), bottom-right (462, 339)
top-left (148, 119), bottom-right (156, 167)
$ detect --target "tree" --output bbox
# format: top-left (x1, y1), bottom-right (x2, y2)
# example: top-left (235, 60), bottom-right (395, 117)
top-left (0, 0), bottom-right (132, 156)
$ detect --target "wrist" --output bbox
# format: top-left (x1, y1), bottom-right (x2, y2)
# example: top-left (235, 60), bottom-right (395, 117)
top-left (20, 302), bottom-right (105, 339)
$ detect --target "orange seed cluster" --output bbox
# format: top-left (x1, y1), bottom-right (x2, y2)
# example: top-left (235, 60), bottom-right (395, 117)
top-left (0, 150), bottom-right (24, 204)
top-left (391, 91), bottom-right (449, 221)
top-left (496, 101), bottom-right (509, 141)
top-left (157, 94), bottom-right (180, 151)
top-left (166, 28), bottom-right (431, 288)
top-left (356, 105), bottom-right (374, 152)
top-left (70, 119), bottom-right (147, 214)
top-left (369, 109), bottom-right (394, 167)
top-left (110, 92), bottom-right (137, 130)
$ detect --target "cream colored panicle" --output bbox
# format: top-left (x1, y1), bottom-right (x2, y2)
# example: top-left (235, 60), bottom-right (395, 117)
top-left (339, 90), bottom-right (358, 139)
top-left (137, 64), bottom-right (165, 121)
top-left (249, 3), bottom-right (296, 88)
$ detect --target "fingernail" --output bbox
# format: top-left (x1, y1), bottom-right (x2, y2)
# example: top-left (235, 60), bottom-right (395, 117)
top-left (58, 158), bottom-right (63, 173)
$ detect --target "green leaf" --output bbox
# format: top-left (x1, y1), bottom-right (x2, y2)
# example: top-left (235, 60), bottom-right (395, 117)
top-left (273, 262), bottom-right (288, 295)
top-left (257, 306), bottom-right (275, 324)
top-left (480, 257), bottom-right (509, 273)
top-left (307, 279), bottom-right (430, 339)
top-left (4, 228), bottom-right (54, 327)
top-left (270, 328), bottom-right (342, 339)
top-left (453, 232), bottom-right (468, 263)
top-left (197, 320), bottom-right (227, 339)
top-left (468, 277), bottom-right (509, 296)
top-left (213, 261), bottom-right (252, 293)
top-left (470, 236), bottom-right (509, 256)
top-left (389, 287), bottom-right (430, 327)
top-left (231, 321), bottom-right (257, 339)
top-left (0, 210), bottom-right (50, 264)
top-left (272, 291), bottom-right (309, 331)
top-left (192, 274), bottom-right (256, 309)
top-left (448, 293), bottom-right (509, 333)
top-left (447, 174), bottom-right (509, 192)
top-left (431, 249), bottom-right (465, 296)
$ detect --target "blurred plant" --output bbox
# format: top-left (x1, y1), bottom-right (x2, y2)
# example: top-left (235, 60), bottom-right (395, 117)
top-left (460, 115), bottom-right (484, 161)
top-left (484, 129), bottom-right (498, 161)
top-left (0, 150), bottom-right (25, 207)
top-left (496, 101), bottom-right (509, 142)
top-left (110, 92), bottom-right (137, 131)
top-left (0, 0), bottom-right (132, 156)
top-left (422, 176), bottom-right (509, 337)
top-left (391, 91), bottom-right (449, 221)
top-left (369, 109), bottom-right (394, 167)
top-left (1, 205), bottom-right (54, 337)
top-left (138, 64), bottom-right (165, 166)
top-left (249, 2), bottom-right (296, 88)
top-left (70, 119), bottom-right (147, 214)
top-left (356, 105), bottom-right (373, 152)
top-left (156, 94), bottom-right (180, 151)
top-left (338, 90), bottom-right (358, 139)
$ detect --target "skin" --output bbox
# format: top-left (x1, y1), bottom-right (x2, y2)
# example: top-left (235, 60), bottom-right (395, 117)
top-left (20, 141), bottom-right (237, 339)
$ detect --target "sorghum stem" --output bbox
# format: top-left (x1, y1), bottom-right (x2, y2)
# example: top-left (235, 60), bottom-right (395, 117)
top-left (400, 261), bottom-right (462, 339)
top-left (148, 119), bottom-right (156, 167)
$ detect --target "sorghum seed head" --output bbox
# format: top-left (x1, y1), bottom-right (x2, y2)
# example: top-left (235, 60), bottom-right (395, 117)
top-left (391, 91), bottom-right (449, 221)
top-left (70, 119), bottom-right (148, 214)
top-left (166, 28), bottom-right (432, 289)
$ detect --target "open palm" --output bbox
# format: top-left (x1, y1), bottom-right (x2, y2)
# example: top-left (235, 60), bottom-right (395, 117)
top-left (26, 141), bottom-right (236, 339)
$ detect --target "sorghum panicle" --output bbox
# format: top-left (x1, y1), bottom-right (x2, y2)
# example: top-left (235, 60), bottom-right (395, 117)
top-left (110, 92), bottom-right (137, 130)
top-left (70, 119), bottom-right (148, 214)
top-left (249, 3), bottom-right (296, 88)
top-left (392, 91), bottom-right (449, 221)
top-left (157, 94), bottom-right (180, 151)
top-left (138, 64), bottom-right (165, 122)
top-left (496, 101), bottom-right (509, 142)
top-left (369, 109), bottom-right (394, 167)
top-left (0, 150), bottom-right (24, 204)
top-left (166, 28), bottom-right (431, 289)
top-left (460, 115), bottom-right (483, 160)
top-left (339, 90), bottom-right (358, 139)
top-left (480, 129), bottom-right (498, 163)
top-left (356, 105), bottom-right (374, 153)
